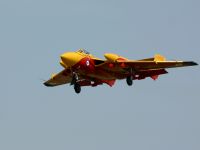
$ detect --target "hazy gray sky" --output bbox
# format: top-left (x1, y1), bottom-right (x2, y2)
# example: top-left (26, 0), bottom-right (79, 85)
top-left (1, 0), bottom-right (200, 150)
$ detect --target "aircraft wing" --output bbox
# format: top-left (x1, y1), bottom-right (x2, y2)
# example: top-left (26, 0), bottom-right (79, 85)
top-left (121, 60), bottom-right (198, 70)
top-left (98, 60), bottom-right (197, 71)
top-left (44, 69), bottom-right (72, 87)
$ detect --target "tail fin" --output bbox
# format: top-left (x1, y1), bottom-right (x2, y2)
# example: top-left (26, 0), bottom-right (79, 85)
top-left (154, 54), bottom-right (166, 62)
top-left (138, 54), bottom-right (166, 62)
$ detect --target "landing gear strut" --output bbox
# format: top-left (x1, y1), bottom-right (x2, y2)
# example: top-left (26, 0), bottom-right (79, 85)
top-left (126, 76), bottom-right (133, 86)
top-left (71, 72), bottom-right (81, 94)
top-left (71, 73), bottom-right (79, 85)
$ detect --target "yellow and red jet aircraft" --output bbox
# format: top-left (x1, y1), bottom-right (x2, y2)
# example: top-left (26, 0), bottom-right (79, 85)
top-left (44, 49), bottom-right (198, 94)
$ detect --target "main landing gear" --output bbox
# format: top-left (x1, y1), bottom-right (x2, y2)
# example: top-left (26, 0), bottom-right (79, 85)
top-left (126, 76), bottom-right (133, 86)
top-left (74, 83), bottom-right (81, 94)
top-left (126, 68), bottom-right (135, 86)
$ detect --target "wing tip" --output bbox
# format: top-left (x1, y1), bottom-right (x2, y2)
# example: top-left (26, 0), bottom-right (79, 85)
top-left (183, 61), bottom-right (198, 66)
top-left (193, 62), bottom-right (198, 66)
top-left (43, 82), bottom-right (54, 87)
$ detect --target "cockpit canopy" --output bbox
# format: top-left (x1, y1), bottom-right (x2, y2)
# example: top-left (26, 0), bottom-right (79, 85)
top-left (77, 49), bottom-right (90, 54)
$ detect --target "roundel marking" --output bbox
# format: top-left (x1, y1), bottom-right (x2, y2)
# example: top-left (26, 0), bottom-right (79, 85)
top-left (86, 60), bottom-right (90, 66)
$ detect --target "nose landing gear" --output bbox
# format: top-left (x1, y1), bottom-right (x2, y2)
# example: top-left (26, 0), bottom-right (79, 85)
top-left (71, 72), bottom-right (81, 94)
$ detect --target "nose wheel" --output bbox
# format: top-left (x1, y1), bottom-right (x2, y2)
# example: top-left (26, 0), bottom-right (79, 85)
top-left (71, 72), bottom-right (81, 94)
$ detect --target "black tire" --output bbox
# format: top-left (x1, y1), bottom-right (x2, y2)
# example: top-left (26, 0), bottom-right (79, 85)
top-left (74, 83), bottom-right (81, 94)
top-left (126, 76), bottom-right (133, 86)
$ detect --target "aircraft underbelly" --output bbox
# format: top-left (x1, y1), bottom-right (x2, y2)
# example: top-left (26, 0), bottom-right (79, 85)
top-left (79, 69), bottom-right (126, 80)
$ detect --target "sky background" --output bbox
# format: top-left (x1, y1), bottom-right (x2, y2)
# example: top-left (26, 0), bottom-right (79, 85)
top-left (1, 0), bottom-right (200, 150)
